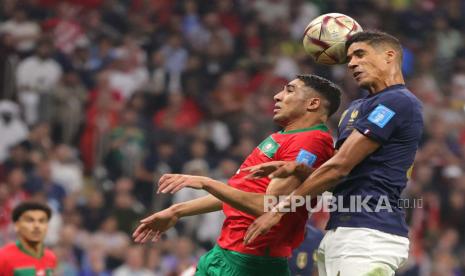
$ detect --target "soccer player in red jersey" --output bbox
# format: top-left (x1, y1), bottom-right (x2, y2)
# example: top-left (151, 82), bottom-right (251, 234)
top-left (133, 74), bottom-right (341, 275)
top-left (0, 202), bottom-right (56, 276)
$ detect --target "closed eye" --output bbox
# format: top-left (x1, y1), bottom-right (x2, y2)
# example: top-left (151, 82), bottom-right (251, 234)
top-left (285, 84), bottom-right (295, 92)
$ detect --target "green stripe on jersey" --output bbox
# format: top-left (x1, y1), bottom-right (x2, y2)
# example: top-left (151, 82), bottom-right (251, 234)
top-left (279, 123), bottom-right (329, 134)
top-left (14, 267), bottom-right (35, 276)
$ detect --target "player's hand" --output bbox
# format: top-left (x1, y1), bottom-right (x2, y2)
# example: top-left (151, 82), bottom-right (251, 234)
top-left (243, 211), bottom-right (284, 245)
top-left (157, 174), bottom-right (211, 194)
top-left (241, 161), bottom-right (289, 179)
top-left (269, 162), bottom-right (315, 182)
top-left (132, 208), bottom-right (178, 243)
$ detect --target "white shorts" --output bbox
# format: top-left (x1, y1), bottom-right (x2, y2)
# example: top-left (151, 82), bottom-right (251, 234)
top-left (316, 227), bottom-right (409, 276)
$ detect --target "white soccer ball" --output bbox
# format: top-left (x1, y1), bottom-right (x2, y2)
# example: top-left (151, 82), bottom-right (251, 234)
top-left (303, 13), bottom-right (363, 65)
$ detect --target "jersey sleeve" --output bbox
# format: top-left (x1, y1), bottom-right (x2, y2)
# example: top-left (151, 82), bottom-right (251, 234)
top-left (354, 93), bottom-right (411, 144)
top-left (277, 132), bottom-right (334, 168)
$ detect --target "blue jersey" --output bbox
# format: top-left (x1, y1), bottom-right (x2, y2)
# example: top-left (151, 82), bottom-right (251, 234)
top-left (289, 224), bottom-right (324, 276)
top-left (326, 84), bottom-right (423, 237)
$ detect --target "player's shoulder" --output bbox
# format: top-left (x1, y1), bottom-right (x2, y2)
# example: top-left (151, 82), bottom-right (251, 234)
top-left (0, 243), bottom-right (17, 261)
top-left (377, 85), bottom-right (422, 107)
top-left (0, 242), bottom-right (17, 254)
top-left (44, 248), bottom-right (57, 260)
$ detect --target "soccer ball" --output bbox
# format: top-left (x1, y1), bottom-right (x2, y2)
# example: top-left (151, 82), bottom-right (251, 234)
top-left (303, 13), bottom-right (363, 65)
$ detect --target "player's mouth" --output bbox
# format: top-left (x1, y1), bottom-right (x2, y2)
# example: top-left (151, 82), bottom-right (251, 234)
top-left (353, 71), bottom-right (363, 80)
top-left (31, 231), bottom-right (42, 236)
top-left (273, 106), bottom-right (281, 113)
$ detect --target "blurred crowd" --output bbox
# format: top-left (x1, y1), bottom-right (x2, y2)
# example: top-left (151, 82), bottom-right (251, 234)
top-left (0, 0), bottom-right (465, 275)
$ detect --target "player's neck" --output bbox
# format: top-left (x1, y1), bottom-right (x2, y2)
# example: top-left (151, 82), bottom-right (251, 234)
top-left (18, 237), bottom-right (43, 257)
top-left (369, 71), bottom-right (404, 94)
top-left (283, 116), bottom-right (324, 132)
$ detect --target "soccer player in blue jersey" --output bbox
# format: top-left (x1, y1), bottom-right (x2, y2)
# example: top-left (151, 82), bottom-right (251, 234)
top-left (243, 31), bottom-right (424, 275)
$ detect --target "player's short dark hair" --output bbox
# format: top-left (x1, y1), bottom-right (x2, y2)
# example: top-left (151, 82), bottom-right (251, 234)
top-left (345, 30), bottom-right (403, 62)
top-left (296, 74), bottom-right (341, 117)
top-left (12, 202), bottom-right (52, 222)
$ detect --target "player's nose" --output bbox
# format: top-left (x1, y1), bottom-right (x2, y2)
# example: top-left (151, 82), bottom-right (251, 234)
top-left (348, 59), bottom-right (357, 70)
top-left (274, 90), bottom-right (284, 101)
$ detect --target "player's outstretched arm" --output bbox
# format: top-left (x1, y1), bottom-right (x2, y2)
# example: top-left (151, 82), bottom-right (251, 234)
top-left (244, 130), bottom-right (380, 244)
top-left (133, 194), bottom-right (222, 243)
top-left (242, 161), bottom-right (315, 181)
top-left (241, 161), bottom-right (288, 179)
top-left (157, 173), bottom-right (267, 216)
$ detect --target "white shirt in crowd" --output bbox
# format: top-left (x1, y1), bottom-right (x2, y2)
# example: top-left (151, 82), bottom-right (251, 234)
top-left (0, 20), bottom-right (41, 52)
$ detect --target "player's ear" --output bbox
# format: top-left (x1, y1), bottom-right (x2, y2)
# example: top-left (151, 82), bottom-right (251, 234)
top-left (307, 97), bottom-right (321, 112)
top-left (385, 49), bottom-right (396, 64)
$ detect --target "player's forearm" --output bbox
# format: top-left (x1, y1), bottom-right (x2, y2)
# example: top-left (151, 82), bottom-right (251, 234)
top-left (170, 194), bottom-right (223, 218)
top-left (202, 179), bottom-right (265, 217)
top-left (295, 160), bottom-right (346, 197)
top-left (273, 159), bottom-right (348, 212)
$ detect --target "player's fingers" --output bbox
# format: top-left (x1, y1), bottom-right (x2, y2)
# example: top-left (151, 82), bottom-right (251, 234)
top-left (140, 213), bottom-right (157, 223)
top-left (141, 229), bottom-right (154, 243)
top-left (158, 175), bottom-right (182, 193)
top-left (244, 169), bottom-right (265, 179)
top-left (244, 222), bottom-right (259, 245)
top-left (241, 165), bottom-right (260, 172)
top-left (160, 177), bottom-right (184, 193)
top-left (134, 228), bottom-right (149, 243)
top-left (157, 174), bottom-right (174, 193)
top-left (244, 227), bottom-right (257, 245)
top-left (132, 223), bottom-right (146, 238)
top-left (152, 231), bottom-right (162, 242)
top-left (269, 164), bottom-right (295, 178)
top-left (171, 183), bottom-right (187, 194)
top-left (268, 166), bottom-right (287, 178)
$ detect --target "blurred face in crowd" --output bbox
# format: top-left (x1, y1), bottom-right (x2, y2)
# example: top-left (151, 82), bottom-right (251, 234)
top-left (347, 42), bottom-right (399, 91)
top-left (8, 168), bottom-right (26, 192)
top-left (126, 246), bottom-right (144, 269)
top-left (272, 78), bottom-right (321, 127)
top-left (13, 9), bottom-right (27, 22)
top-left (37, 42), bottom-right (52, 59)
top-left (15, 210), bottom-right (49, 244)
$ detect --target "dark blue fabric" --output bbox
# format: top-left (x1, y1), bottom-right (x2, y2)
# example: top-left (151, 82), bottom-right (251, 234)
top-left (328, 85), bottom-right (424, 237)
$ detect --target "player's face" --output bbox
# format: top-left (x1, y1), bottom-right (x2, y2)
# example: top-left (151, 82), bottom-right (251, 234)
top-left (273, 79), bottom-right (313, 126)
top-left (347, 42), bottom-right (390, 90)
top-left (15, 210), bottom-right (49, 243)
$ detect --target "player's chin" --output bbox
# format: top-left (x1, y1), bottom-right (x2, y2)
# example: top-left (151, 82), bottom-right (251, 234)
top-left (272, 114), bottom-right (285, 125)
top-left (357, 78), bottom-right (371, 89)
top-left (27, 233), bottom-right (44, 242)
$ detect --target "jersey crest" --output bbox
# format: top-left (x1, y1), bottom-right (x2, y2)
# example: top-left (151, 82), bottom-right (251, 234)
top-left (257, 136), bottom-right (280, 158)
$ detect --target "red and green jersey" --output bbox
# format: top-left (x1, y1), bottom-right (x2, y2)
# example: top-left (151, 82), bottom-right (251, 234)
top-left (217, 124), bottom-right (334, 257)
top-left (0, 241), bottom-right (56, 276)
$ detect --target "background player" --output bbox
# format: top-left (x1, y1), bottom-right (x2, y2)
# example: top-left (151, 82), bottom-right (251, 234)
top-left (0, 201), bottom-right (56, 276)
top-left (133, 74), bottom-right (341, 275)
top-left (244, 30), bottom-right (424, 276)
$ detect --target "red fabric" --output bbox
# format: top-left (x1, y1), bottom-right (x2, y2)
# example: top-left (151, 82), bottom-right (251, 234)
top-left (217, 129), bottom-right (334, 257)
top-left (153, 98), bottom-right (203, 131)
top-left (219, 13), bottom-right (242, 37)
top-left (39, 0), bottom-right (102, 8)
top-left (80, 89), bottom-right (122, 171)
top-left (0, 243), bottom-right (56, 276)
